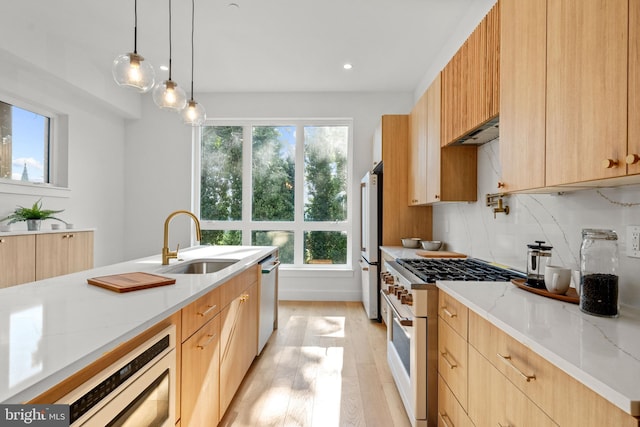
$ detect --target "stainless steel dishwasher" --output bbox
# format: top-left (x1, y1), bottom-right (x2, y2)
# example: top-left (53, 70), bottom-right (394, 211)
top-left (258, 254), bottom-right (279, 354)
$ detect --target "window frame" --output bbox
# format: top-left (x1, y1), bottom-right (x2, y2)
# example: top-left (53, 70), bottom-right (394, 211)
top-left (0, 91), bottom-right (69, 198)
top-left (193, 118), bottom-right (354, 269)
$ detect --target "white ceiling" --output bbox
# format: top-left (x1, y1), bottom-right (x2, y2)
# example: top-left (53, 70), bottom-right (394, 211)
top-left (5, 0), bottom-right (491, 94)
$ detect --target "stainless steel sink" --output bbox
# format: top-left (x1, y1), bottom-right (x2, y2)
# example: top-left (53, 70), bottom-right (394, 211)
top-left (162, 259), bottom-right (239, 274)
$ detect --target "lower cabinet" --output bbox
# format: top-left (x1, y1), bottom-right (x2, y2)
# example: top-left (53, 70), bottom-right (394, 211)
top-left (0, 235), bottom-right (36, 288)
top-left (36, 231), bottom-right (94, 280)
top-left (0, 231), bottom-right (94, 287)
top-left (219, 281), bottom-right (258, 415)
top-left (181, 314), bottom-right (221, 427)
top-left (438, 290), bottom-right (640, 427)
top-left (181, 266), bottom-right (259, 426)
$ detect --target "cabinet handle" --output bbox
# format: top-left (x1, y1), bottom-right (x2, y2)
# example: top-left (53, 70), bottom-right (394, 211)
top-left (0, 239), bottom-right (4, 243)
top-left (497, 181), bottom-right (505, 189)
top-left (439, 412), bottom-right (454, 427)
top-left (362, 266), bottom-right (369, 271)
top-left (626, 154), bottom-right (640, 165)
top-left (197, 304), bottom-right (217, 317)
top-left (435, 194), bottom-right (440, 199)
top-left (442, 306), bottom-right (457, 318)
top-left (240, 294), bottom-right (249, 303)
top-left (68, 234), bottom-right (74, 238)
top-left (197, 333), bottom-right (218, 350)
top-left (497, 353), bottom-right (536, 382)
top-left (602, 159), bottom-right (619, 168)
top-left (440, 351), bottom-right (458, 369)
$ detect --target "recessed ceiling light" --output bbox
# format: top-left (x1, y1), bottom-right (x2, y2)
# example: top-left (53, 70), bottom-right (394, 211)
top-left (343, 63), bottom-right (353, 70)
top-left (160, 65), bottom-right (169, 71)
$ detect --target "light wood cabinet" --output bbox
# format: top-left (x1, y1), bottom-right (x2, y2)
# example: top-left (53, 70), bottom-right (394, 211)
top-left (437, 374), bottom-right (473, 427)
top-left (377, 115), bottom-right (432, 244)
top-left (546, 0), bottom-right (628, 186)
top-left (219, 280), bottom-right (258, 415)
top-left (501, 0), bottom-right (640, 191)
top-left (499, 0), bottom-right (547, 192)
top-left (438, 319), bottom-right (468, 410)
top-left (441, 1), bottom-right (500, 146)
top-left (409, 75), bottom-right (477, 205)
top-left (36, 231), bottom-right (94, 280)
top-left (408, 90), bottom-right (428, 205)
top-left (468, 345), bottom-right (556, 427)
top-left (628, 0), bottom-right (640, 176)
top-left (468, 310), bottom-right (639, 427)
top-left (0, 235), bottom-right (36, 288)
top-left (181, 314), bottom-right (220, 427)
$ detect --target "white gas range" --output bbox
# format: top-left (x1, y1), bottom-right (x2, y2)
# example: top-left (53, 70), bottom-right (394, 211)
top-left (381, 258), bottom-right (525, 427)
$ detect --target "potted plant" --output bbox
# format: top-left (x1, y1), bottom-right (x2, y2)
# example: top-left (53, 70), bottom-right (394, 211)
top-left (0, 199), bottom-right (65, 231)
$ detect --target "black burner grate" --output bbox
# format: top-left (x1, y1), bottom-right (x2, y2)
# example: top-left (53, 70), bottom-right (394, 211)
top-left (396, 258), bottom-right (525, 283)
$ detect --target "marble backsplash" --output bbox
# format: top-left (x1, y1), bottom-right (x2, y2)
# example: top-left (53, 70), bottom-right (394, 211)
top-left (432, 139), bottom-right (640, 309)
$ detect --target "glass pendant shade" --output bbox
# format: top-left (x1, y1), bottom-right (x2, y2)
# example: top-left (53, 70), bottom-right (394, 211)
top-left (153, 80), bottom-right (187, 111)
top-left (181, 100), bottom-right (206, 126)
top-left (112, 52), bottom-right (155, 93)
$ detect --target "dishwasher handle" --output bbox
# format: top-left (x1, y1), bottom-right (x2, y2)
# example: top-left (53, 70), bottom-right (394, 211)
top-left (261, 260), bottom-right (280, 273)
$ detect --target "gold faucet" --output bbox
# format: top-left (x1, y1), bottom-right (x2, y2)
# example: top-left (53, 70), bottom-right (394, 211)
top-left (162, 210), bottom-right (202, 265)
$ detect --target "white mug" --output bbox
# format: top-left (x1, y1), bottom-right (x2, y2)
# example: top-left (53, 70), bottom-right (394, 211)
top-left (544, 265), bottom-right (571, 294)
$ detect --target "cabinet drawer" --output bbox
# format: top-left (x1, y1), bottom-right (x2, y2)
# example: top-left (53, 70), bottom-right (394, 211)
top-left (468, 346), bottom-right (557, 427)
top-left (438, 319), bottom-right (468, 410)
top-left (468, 310), bottom-right (639, 427)
top-left (438, 291), bottom-right (468, 339)
top-left (438, 374), bottom-right (472, 427)
top-left (469, 310), bottom-right (554, 415)
top-left (182, 287), bottom-right (221, 340)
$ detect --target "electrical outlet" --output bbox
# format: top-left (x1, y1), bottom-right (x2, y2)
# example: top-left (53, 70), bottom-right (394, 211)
top-left (627, 225), bottom-right (640, 258)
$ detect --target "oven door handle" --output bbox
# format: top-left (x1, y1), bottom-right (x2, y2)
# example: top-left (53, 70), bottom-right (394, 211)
top-left (380, 290), bottom-right (413, 327)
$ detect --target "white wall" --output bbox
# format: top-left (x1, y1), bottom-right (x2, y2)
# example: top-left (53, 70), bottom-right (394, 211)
top-left (433, 139), bottom-right (640, 309)
top-left (124, 92), bottom-right (413, 300)
top-left (0, 52), bottom-right (127, 268)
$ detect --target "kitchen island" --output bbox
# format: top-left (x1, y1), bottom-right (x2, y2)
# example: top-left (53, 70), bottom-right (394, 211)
top-left (0, 244), bottom-right (276, 405)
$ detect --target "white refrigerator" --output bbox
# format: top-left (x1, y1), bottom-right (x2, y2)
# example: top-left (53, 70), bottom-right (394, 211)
top-left (360, 171), bottom-right (380, 320)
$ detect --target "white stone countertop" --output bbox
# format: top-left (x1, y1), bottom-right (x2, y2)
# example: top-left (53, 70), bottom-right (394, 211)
top-left (0, 227), bottom-right (96, 236)
top-left (437, 280), bottom-right (640, 416)
top-left (0, 245), bottom-right (276, 404)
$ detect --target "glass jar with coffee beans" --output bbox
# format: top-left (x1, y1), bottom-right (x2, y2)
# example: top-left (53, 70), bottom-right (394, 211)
top-left (579, 229), bottom-right (619, 317)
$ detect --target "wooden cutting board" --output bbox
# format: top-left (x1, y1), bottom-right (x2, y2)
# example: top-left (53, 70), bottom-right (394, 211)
top-left (416, 250), bottom-right (467, 258)
top-left (87, 272), bottom-right (176, 293)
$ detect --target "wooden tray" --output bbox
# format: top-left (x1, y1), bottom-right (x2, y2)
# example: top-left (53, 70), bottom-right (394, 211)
top-left (511, 278), bottom-right (579, 304)
top-left (416, 250), bottom-right (467, 258)
top-left (87, 272), bottom-right (176, 293)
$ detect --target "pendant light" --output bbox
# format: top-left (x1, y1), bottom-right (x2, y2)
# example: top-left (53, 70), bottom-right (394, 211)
top-left (112, 0), bottom-right (155, 92)
top-left (153, 0), bottom-right (187, 112)
top-left (181, 0), bottom-right (206, 126)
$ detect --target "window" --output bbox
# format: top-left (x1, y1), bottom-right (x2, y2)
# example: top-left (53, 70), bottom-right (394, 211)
top-left (197, 119), bottom-right (352, 267)
top-left (0, 100), bottom-right (51, 184)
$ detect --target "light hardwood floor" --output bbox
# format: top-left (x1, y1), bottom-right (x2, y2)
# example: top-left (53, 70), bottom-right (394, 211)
top-left (218, 301), bottom-right (412, 427)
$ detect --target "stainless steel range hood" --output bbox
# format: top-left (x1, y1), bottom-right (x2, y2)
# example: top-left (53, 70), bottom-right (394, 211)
top-left (450, 116), bottom-right (499, 145)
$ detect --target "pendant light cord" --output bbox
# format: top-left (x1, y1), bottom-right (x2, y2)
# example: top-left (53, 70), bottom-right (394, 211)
top-left (190, 0), bottom-right (195, 100)
top-left (168, 0), bottom-right (173, 80)
top-left (133, 0), bottom-right (138, 54)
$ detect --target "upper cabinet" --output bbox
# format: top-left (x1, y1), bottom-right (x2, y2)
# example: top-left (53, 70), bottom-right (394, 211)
top-left (499, 0), bottom-right (547, 192)
top-left (409, 75), bottom-right (477, 205)
top-left (546, 0), bottom-right (628, 186)
top-left (631, 0), bottom-right (640, 175)
top-left (500, 0), bottom-right (640, 192)
top-left (408, 90), bottom-right (429, 205)
top-left (376, 115), bottom-right (433, 243)
top-left (441, 1), bottom-right (500, 146)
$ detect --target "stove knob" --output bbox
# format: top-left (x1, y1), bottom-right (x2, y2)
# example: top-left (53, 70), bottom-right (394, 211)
top-left (401, 293), bottom-right (413, 306)
top-left (395, 287), bottom-right (406, 298)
